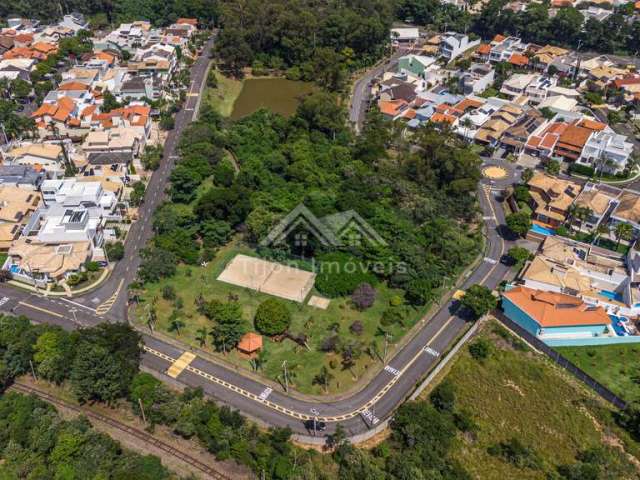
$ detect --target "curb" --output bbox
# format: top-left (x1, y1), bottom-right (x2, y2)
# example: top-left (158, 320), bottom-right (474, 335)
top-left (8, 266), bottom-right (112, 298)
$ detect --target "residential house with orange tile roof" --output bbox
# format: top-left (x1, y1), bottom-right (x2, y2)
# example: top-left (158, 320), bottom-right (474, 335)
top-left (2, 47), bottom-right (45, 61)
top-left (176, 18), bottom-right (198, 26)
top-left (527, 171), bottom-right (582, 226)
top-left (501, 285), bottom-right (631, 346)
top-left (524, 121), bottom-right (567, 158)
top-left (489, 36), bottom-right (526, 63)
top-left (378, 99), bottom-right (409, 120)
top-left (13, 33), bottom-right (33, 48)
top-left (554, 121), bottom-right (594, 161)
top-left (5, 143), bottom-right (64, 174)
top-left (508, 52), bottom-right (529, 67)
top-left (31, 42), bottom-right (58, 58)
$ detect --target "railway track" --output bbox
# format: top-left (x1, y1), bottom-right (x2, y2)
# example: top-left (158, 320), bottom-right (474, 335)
top-left (10, 382), bottom-right (230, 480)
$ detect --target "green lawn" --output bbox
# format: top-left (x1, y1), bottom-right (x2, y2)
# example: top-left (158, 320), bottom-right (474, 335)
top-left (203, 70), bottom-right (243, 117)
top-left (556, 343), bottom-right (640, 402)
top-left (135, 242), bottom-right (426, 395)
top-left (427, 321), bottom-right (640, 479)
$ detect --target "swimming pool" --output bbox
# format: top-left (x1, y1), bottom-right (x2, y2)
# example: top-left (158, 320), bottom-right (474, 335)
top-left (600, 290), bottom-right (623, 302)
top-left (530, 223), bottom-right (556, 236)
top-left (609, 314), bottom-right (630, 336)
top-left (9, 265), bottom-right (20, 274)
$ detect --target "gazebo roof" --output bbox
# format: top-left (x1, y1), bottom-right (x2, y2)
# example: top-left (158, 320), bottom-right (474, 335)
top-left (237, 332), bottom-right (263, 353)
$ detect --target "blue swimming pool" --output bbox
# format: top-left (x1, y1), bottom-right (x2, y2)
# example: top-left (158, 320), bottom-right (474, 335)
top-left (9, 265), bottom-right (20, 274)
top-left (610, 314), bottom-right (630, 336)
top-left (530, 224), bottom-right (556, 236)
top-left (600, 290), bottom-right (623, 302)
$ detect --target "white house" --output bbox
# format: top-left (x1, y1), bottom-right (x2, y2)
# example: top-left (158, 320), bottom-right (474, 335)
top-left (500, 73), bottom-right (539, 100)
top-left (577, 128), bottom-right (634, 174)
top-left (40, 179), bottom-right (118, 217)
top-left (439, 33), bottom-right (480, 62)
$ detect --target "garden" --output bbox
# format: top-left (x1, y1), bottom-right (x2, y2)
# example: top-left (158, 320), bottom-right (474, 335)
top-left (134, 241), bottom-right (426, 395)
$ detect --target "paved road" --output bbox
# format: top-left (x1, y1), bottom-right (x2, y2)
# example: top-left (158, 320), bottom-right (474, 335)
top-left (69, 36), bottom-right (215, 319)
top-left (0, 175), bottom-right (514, 436)
top-left (0, 41), bottom-right (518, 437)
top-left (349, 50), bottom-right (405, 133)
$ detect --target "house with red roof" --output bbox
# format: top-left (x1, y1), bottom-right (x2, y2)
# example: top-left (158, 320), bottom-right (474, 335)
top-left (502, 285), bottom-right (640, 346)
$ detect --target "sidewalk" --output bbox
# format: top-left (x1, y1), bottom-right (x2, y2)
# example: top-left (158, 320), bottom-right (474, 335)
top-left (8, 266), bottom-right (111, 298)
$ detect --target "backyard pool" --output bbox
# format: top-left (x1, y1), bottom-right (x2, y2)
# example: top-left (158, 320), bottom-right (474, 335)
top-left (530, 223), bottom-right (556, 236)
top-left (600, 290), bottom-right (624, 302)
top-left (610, 314), bottom-right (630, 336)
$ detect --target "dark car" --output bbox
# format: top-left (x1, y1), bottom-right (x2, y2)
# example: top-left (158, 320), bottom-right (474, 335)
top-left (303, 420), bottom-right (326, 432)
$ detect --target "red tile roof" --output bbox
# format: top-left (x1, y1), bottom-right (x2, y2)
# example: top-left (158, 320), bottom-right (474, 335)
top-left (509, 53), bottom-right (529, 66)
top-left (504, 286), bottom-right (609, 328)
top-left (58, 81), bottom-right (89, 91)
top-left (477, 43), bottom-right (491, 55)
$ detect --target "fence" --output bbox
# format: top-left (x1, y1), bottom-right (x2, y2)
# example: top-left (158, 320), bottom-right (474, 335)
top-left (493, 310), bottom-right (627, 410)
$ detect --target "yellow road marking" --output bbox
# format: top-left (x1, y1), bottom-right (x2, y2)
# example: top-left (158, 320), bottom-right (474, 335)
top-left (167, 351), bottom-right (196, 378)
top-left (187, 93), bottom-right (199, 97)
top-left (96, 279), bottom-right (124, 315)
top-left (143, 311), bottom-right (457, 423)
top-left (18, 302), bottom-right (64, 318)
top-left (140, 187), bottom-right (508, 423)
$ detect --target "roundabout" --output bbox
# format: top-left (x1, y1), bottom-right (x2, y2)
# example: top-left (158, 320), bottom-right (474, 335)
top-left (482, 165), bottom-right (508, 180)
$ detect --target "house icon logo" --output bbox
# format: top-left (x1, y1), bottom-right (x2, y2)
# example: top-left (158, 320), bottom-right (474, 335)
top-left (260, 204), bottom-right (387, 248)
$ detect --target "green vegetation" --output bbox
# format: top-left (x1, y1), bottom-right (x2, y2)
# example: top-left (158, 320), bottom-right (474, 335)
top-left (254, 298), bottom-right (291, 336)
top-left (136, 95), bottom-right (483, 393)
top-left (556, 343), bottom-right (640, 402)
top-left (203, 70), bottom-right (243, 117)
top-left (0, 392), bottom-right (175, 479)
top-left (506, 211), bottom-right (532, 237)
top-left (0, 0), bottom-right (217, 27)
top-left (425, 322), bottom-right (640, 479)
top-left (214, 0), bottom-right (393, 89)
top-left (460, 285), bottom-right (498, 319)
top-left (136, 242), bottom-right (420, 394)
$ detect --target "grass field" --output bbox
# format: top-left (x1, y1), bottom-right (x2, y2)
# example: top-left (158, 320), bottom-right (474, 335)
top-left (556, 343), bottom-right (640, 402)
top-left (203, 70), bottom-right (243, 117)
top-left (426, 321), bottom-right (640, 479)
top-left (135, 241), bottom-right (426, 395)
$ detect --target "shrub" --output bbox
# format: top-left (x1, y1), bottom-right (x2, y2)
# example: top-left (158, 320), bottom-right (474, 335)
top-left (320, 335), bottom-right (338, 353)
top-left (351, 283), bottom-right (376, 310)
top-left (85, 261), bottom-right (100, 272)
top-left (162, 285), bottom-right (176, 301)
top-left (254, 299), bottom-right (291, 336)
top-left (389, 295), bottom-right (404, 307)
top-left (430, 380), bottom-right (455, 412)
top-left (569, 163), bottom-right (595, 177)
top-left (349, 320), bottom-right (364, 336)
top-left (380, 307), bottom-right (405, 327)
top-left (469, 338), bottom-right (491, 360)
top-left (314, 252), bottom-right (376, 298)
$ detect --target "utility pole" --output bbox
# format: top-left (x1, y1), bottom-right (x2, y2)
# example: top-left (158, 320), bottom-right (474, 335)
top-left (29, 360), bottom-right (38, 381)
top-left (282, 360), bottom-right (289, 392)
top-left (138, 397), bottom-right (147, 425)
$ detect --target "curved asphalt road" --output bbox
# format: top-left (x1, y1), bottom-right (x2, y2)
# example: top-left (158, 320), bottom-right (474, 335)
top-left (0, 41), bottom-right (517, 437)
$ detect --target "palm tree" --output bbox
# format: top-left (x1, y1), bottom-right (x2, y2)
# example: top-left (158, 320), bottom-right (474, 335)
top-left (250, 348), bottom-right (268, 372)
top-left (195, 327), bottom-right (208, 347)
top-left (168, 311), bottom-right (185, 335)
top-left (461, 117), bottom-right (474, 142)
top-left (312, 366), bottom-right (334, 393)
top-left (592, 223), bottom-right (609, 246)
top-left (614, 222), bottom-right (633, 250)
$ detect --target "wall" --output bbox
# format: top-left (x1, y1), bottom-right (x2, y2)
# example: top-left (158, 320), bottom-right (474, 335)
top-left (501, 297), bottom-right (541, 336)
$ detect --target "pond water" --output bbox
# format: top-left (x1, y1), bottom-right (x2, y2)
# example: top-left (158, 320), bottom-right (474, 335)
top-left (230, 77), bottom-right (317, 120)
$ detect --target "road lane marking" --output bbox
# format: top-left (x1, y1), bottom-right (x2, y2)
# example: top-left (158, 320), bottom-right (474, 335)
top-left (18, 302), bottom-right (64, 318)
top-left (423, 346), bottom-right (440, 357)
top-left (384, 365), bottom-right (400, 376)
top-left (360, 408), bottom-right (379, 425)
top-left (258, 387), bottom-right (273, 400)
top-left (483, 257), bottom-right (498, 264)
top-left (0, 297), bottom-right (9, 307)
top-left (167, 351), bottom-right (196, 378)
